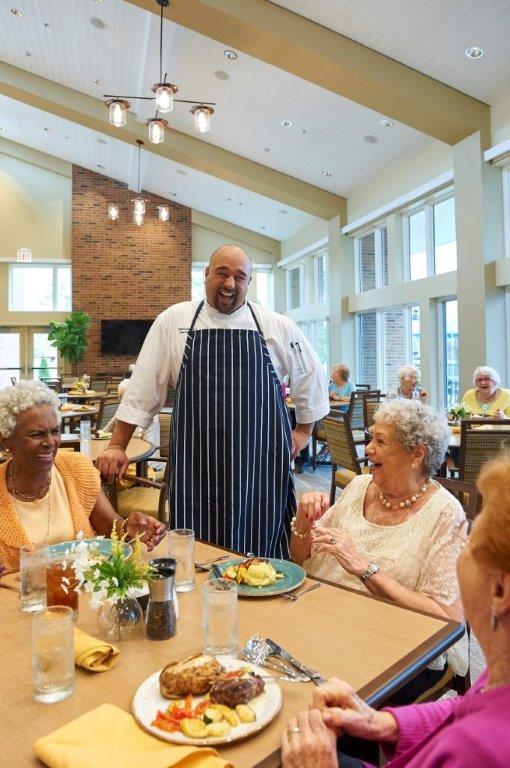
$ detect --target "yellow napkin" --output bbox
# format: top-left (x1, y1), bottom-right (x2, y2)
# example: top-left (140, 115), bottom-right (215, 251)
top-left (34, 703), bottom-right (233, 768)
top-left (74, 627), bottom-right (119, 672)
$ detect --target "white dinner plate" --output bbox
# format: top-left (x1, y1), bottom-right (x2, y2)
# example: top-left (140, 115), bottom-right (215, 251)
top-left (132, 657), bottom-right (282, 746)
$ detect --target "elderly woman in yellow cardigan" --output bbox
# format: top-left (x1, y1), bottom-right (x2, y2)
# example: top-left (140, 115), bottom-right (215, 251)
top-left (0, 380), bottom-right (165, 575)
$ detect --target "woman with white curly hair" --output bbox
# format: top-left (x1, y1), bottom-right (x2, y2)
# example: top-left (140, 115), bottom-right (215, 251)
top-left (460, 365), bottom-right (510, 418)
top-left (394, 364), bottom-right (428, 401)
top-left (0, 380), bottom-right (165, 575)
top-left (290, 399), bottom-right (467, 703)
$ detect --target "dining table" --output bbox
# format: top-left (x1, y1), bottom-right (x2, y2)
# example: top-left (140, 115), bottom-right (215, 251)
top-left (0, 539), bottom-right (464, 768)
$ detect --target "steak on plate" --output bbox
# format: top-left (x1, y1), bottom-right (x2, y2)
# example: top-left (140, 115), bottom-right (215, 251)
top-left (210, 675), bottom-right (265, 707)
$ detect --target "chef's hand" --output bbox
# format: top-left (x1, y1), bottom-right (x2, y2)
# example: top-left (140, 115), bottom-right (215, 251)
top-left (312, 525), bottom-right (369, 577)
top-left (291, 425), bottom-right (312, 460)
top-left (95, 446), bottom-right (130, 483)
top-left (125, 513), bottom-right (166, 551)
top-left (281, 709), bottom-right (338, 768)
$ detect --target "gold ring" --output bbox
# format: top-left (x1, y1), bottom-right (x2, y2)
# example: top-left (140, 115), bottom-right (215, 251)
top-left (288, 726), bottom-right (300, 734)
top-left (329, 537), bottom-right (336, 545)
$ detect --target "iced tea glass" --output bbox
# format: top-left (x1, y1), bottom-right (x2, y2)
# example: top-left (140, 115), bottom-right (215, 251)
top-left (46, 554), bottom-right (79, 618)
top-left (32, 606), bottom-right (75, 703)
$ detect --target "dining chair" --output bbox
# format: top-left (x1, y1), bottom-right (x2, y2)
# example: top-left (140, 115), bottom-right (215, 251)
top-left (117, 458), bottom-right (170, 524)
top-left (345, 390), bottom-right (381, 444)
top-left (310, 405), bottom-right (343, 472)
top-left (459, 419), bottom-right (510, 483)
top-left (363, 393), bottom-right (386, 431)
top-left (323, 415), bottom-right (370, 505)
top-left (434, 477), bottom-right (481, 521)
top-left (354, 383), bottom-right (371, 391)
top-left (91, 375), bottom-right (108, 394)
top-left (96, 397), bottom-right (120, 432)
top-left (157, 411), bottom-right (172, 459)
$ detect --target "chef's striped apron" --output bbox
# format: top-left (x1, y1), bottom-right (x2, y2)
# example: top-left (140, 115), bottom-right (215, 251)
top-left (169, 300), bottom-right (296, 558)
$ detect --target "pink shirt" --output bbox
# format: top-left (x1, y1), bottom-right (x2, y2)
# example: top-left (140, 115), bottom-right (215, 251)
top-left (362, 671), bottom-right (510, 768)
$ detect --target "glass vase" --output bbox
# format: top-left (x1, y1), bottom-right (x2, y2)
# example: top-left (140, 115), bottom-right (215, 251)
top-left (97, 597), bottom-right (143, 642)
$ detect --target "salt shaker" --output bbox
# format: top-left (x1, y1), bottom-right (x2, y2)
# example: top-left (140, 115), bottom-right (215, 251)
top-left (146, 563), bottom-right (177, 641)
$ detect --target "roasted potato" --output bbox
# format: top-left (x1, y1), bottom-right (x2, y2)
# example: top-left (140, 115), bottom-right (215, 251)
top-left (235, 704), bottom-right (256, 723)
top-left (159, 654), bottom-right (224, 698)
top-left (211, 703), bottom-right (239, 726)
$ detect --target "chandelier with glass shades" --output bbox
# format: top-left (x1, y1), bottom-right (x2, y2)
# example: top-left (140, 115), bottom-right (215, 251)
top-left (103, 0), bottom-right (215, 143)
top-left (108, 140), bottom-right (169, 225)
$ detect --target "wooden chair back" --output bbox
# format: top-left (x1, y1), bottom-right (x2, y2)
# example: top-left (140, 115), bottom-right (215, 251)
top-left (363, 394), bottom-right (386, 430)
top-left (459, 419), bottom-right (510, 483)
top-left (96, 397), bottom-right (120, 431)
top-left (157, 412), bottom-right (172, 458)
top-left (435, 477), bottom-right (481, 521)
top-left (323, 415), bottom-right (361, 475)
top-left (354, 383), bottom-right (371, 391)
top-left (91, 376), bottom-right (108, 393)
top-left (346, 390), bottom-right (381, 431)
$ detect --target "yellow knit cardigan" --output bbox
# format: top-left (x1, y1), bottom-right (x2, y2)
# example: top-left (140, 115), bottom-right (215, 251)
top-left (0, 451), bottom-right (99, 574)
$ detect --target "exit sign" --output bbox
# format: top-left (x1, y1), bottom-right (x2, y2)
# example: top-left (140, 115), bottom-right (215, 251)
top-left (17, 248), bottom-right (32, 262)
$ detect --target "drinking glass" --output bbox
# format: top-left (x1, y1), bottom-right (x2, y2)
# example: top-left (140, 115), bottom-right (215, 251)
top-left (20, 544), bottom-right (48, 613)
top-left (31, 605), bottom-right (75, 703)
top-left (168, 529), bottom-right (195, 593)
top-left (46, 555), bottom-right (79, 618)
top-left (202, 578), bottom-right (238, 657)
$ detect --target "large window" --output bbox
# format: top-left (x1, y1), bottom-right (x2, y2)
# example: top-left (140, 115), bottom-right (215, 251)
top-left (405, 194), bottom-right (457, 280)
top-left (357, 305), bottom-right (419, 392)
top-left (357, 312), bottom-right (377, 387)
top-left (441, 299), bottom-right (459, 408)
top-left (298, 319), bottom-right (329, 373)
top-left (9, 264), bottom-right (71, 312)
top-left (355, 227), bottom-right (387, 292)
top-left (315, 253), bottom-right (327, 303)
top-left (286, 265), bottom-right (303, 310)
top-left (411, 305), bottom-right (421, 375)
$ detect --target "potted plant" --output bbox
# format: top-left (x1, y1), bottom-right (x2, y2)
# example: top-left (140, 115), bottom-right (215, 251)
top-left (448, 403), bottom-right (470, 424)
top-left (48, 311), bottom-right (91, 376)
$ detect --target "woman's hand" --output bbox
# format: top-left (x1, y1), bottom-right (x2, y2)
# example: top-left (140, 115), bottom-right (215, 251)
top-left (296, 492), bottom-right (330, 532)
top-left (312, 678), bottom-right (398, 743)
top-left (419, 389), bottom-right (428, 400)
top-left (0, 563), bottom-right (6, 579)
top-left (312, 526), bottom-right (369, 577)
top-left (493, 409), bottom-right (508, 420)
top-left (125, 513), bottom-right (166, 551)
top-left (281, 709), bottom-right (338, 768)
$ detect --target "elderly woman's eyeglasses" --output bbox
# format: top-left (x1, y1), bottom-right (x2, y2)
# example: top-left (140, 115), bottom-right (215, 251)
top-left (453, 519), bottom-right (471, 549)
top-left (475, 377), bottom-right (493, 384)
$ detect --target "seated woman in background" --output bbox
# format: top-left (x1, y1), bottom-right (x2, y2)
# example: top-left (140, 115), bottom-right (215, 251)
top-left (461, 365), bottom-right (510, 418)
top-left (391, 364), bottom-right (428, 401)
top-left (329, 364), bottom-right (356, 413)
top-left (282, 454), bottom-right (510, 768)
top-left (0, 381), bottom-right (165, 575)
top-left (290, 399), bottom-right (467, 700)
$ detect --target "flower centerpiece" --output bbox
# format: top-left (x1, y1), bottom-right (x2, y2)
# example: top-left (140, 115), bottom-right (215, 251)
top-left (448, 403), bottom-right (470, 423)
top-left (74, 528), bottom-right (156, 641)
top-left (72, 374), bottom-right (91, 393)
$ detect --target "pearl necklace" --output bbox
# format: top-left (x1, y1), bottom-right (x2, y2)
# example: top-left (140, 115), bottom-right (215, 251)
top-left (378, 479), bottom-right (431, 510)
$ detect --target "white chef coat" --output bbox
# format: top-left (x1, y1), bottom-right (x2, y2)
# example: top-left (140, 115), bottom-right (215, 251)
top-left (116, 299), bottom-right (329, 429)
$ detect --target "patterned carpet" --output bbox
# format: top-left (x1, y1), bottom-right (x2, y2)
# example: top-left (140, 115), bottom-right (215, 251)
top-left (291, 461), bottom-right (485, 689)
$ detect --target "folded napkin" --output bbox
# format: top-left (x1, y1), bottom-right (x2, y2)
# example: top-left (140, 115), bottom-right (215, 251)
top-left (34, 703), bottom-right (232, 768)
top-left (74, 628), bottom-right (119, 672)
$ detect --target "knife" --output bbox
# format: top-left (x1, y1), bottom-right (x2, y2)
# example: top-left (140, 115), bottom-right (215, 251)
top-left (265, 638), bottom-right (327, 685)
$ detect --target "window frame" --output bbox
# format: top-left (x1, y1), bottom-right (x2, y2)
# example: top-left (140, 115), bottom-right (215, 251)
top-left (314, 251), bottom-right (327, 304)
top-left (354, 224), bottom-right (388, 293)
top-left (8, 263), bottom-right (72, 313)
top-left (403, 190), bottom-right (456, 281)
top-left (356, 304), bottom-right (417, 391)
top-left (437, 296), bottom-right (459, 410)
top-left (286, 263), bottom-right (304, 311)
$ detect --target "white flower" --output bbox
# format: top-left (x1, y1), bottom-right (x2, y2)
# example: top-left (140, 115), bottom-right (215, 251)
top-left (112, 576), bottom-right (119, 587)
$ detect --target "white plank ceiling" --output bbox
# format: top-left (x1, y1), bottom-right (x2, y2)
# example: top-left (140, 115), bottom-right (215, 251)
top-left (271, 0), bottom-right (510, 104)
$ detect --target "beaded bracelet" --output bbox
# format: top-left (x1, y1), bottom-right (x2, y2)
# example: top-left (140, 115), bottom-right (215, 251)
top-left (290, 515), bottom-right (311, 539)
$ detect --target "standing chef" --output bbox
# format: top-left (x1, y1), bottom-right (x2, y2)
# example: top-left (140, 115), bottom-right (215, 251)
top-left (96, 245), bottom-right (329, 558)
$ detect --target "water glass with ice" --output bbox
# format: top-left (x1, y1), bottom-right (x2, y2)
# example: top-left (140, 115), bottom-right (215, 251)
top-left (168, 529), bottom-right (195, 592)
top-left (20, 544), bottom-right (48, 613)
top-left (202, 578), bottom-right (238, 657)
top-left (31, 605), bottom-right (75, 703)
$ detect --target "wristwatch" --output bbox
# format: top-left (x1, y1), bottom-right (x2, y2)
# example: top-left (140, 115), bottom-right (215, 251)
top-left (359, 563), bottom-right (379, 583)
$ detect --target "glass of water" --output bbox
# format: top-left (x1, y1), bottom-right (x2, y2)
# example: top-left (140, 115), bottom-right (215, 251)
top-left (20, 544), bottom-right (48, 613)
top-left (31, 605), bottom-right (75, 703)
top-left (202, 578), bottom-right (238, 657)
top-left (168, 529), bottom-right (195, 593)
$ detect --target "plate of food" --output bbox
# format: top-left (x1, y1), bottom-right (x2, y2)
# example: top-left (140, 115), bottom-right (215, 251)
top-left (132, 653), bottom-right (282, 746)
top-left (210, 556), bottom-right (306, 597)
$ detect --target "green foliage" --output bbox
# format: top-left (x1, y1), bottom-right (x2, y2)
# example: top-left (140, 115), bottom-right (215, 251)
top-left (38, 355), bottom-right (50, 379)
top-left (83, 534), bottom-right (156, 604)
top-left (48, 311), bottom-right (90, 374)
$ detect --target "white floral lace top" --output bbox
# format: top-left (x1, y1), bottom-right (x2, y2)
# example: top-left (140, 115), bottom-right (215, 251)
top-left (304, 475), bottom-right (469, 675)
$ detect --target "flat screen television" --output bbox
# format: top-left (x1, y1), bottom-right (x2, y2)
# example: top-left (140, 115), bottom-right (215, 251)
top-left (100, 319), bottom-right (153, 356)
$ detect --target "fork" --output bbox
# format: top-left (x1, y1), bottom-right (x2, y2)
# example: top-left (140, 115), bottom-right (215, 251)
top-left (194, 555), bottom-right (231, 570)
top-left (283, 582), bottom-right (322, 601)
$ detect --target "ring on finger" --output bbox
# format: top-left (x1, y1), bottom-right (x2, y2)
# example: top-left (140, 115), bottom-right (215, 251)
top-left (329, 537), bottom-right (336, 545)
top-left (288, 725), bottom-right (300, 735)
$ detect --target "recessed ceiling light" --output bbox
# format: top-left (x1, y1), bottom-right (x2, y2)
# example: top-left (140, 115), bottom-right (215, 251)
top-left (281, 120), bottom-right (292, 128)
top-left (225, 196), bottom-right (232, 201)
top-left (97, 164), bottom-right (106, 169)
top-left (465, 46), bottom-right (484, 59)
top-left (97, 137), bottom-right (107, 144)
top-left (93, 78), bottom-right (103, 86)
top-left (321, 170), bottom-right (332, 177)
top-left (224, 49), bottom-right (237, 60)
top-left (278, 209), bottom-right (288, 214)
top-left (301, 129), bottom-right (309, 134)
top-left (214, 70), bottom-right (229, 81)
top-left (380, 118), bottom-right (393, 128)
top-left (176, 169), bottom-right (188, 175)
top-left (363, 134), bottom-right (378, 144)
top-left (90, 16), bottom-right (106, 29)
top-left (10, 8), bottom-right (23, 17)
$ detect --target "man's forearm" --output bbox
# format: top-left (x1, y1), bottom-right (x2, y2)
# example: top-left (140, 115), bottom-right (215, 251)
top-left (295, 422), bottom-right (314, 437)
top-left (108, 420), bottom-right (136, 450)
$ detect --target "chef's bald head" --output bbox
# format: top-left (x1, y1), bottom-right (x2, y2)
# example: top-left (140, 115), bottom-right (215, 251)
top-left (205, 245), bottom-right (253, 314)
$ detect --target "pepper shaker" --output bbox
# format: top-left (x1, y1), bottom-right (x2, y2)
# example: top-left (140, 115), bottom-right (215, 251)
top-left (146, 563), bottom-right (177, 641)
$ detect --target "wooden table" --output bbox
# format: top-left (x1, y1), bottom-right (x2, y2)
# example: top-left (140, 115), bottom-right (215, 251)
top-left (0, 540), bottom-right (464, 768)
top-left (58, 392), bottom-right (105, 403)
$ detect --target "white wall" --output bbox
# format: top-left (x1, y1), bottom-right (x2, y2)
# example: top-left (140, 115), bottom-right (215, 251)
top-left (491, 87), bottom-right (510, 146)
top-left (191, 210), bottom-right (279, 265)
top-left (347, 143), bottom-right (452, 223)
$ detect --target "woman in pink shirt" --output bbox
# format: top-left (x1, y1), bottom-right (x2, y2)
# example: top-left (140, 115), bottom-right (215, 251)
top-left (281, 455), bottom-right (510, 768)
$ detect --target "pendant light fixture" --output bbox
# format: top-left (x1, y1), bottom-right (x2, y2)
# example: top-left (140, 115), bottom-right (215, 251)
top-left (158, 205), bottom-right (169, 221)
top-left (132, 139), bottom-right (146, 226)
top-left (108, 203), bottom-right (119, 221)
top-left (103, 0), bottom-right (215, 143)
